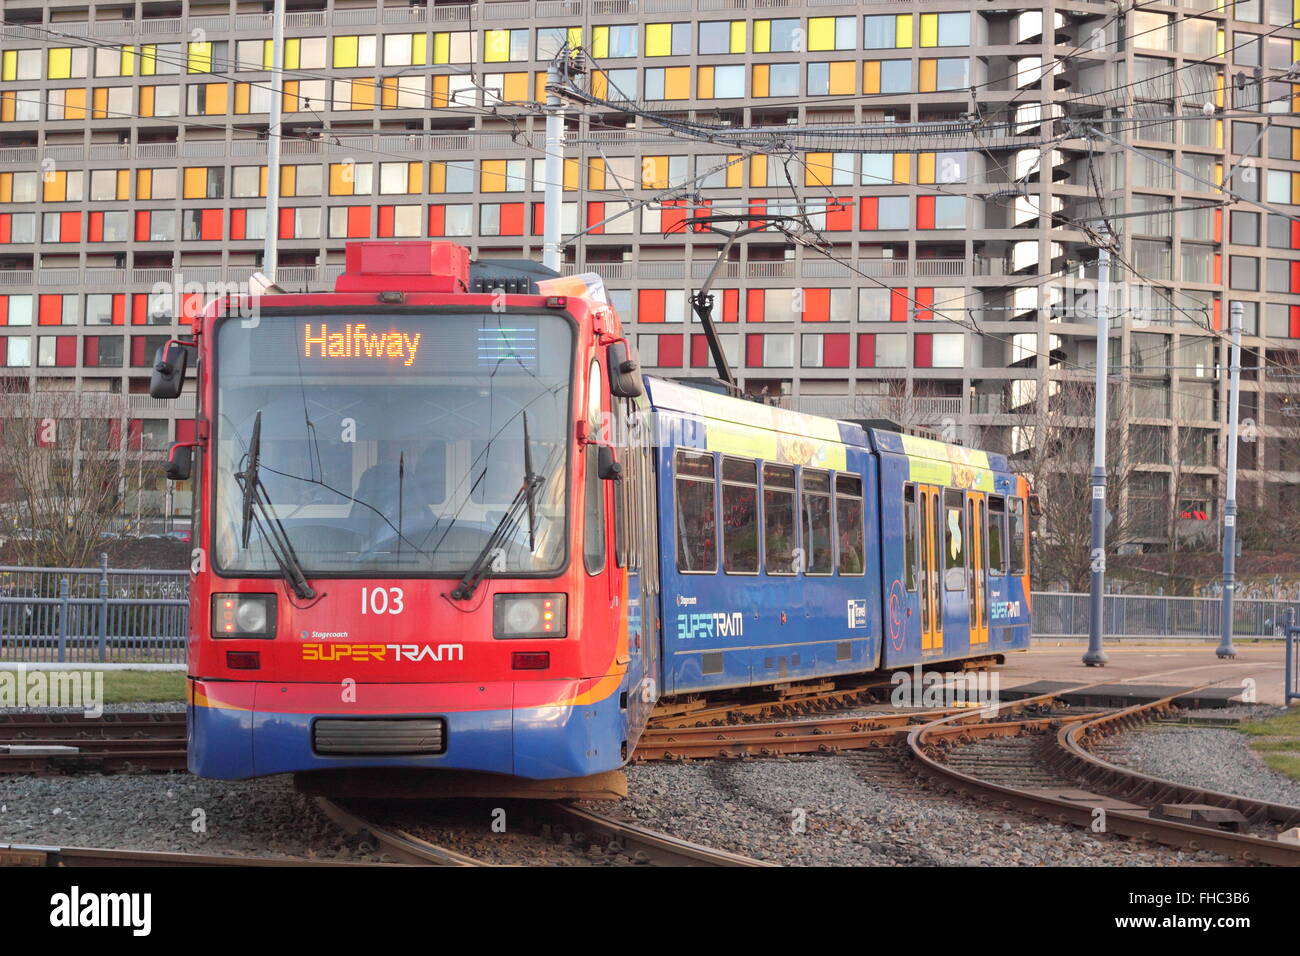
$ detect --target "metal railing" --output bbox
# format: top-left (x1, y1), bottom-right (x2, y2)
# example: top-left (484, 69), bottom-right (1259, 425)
top-left (1287, 609), bottom-right (1300, 704)
top-left (0, 557), bottom-right (187, 663)
top-left (1032, 592), bottom-right (1300, 641)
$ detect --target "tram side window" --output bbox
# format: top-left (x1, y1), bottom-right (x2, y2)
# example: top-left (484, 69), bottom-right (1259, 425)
top-left (675, 450), bottom-right (717, 572)
top-left (1008, 496), bottom-right (1027, 575)
top-left (903, 484), bottom-right (917, 590)
top-left (722, 457), bottom-right (759, 574)
top-left (943, 488), bottom-right (966, 590)
top-left (987, 495), bottom-right (1005, 575)
top-left (836, 474), bottom-right (865, 575)
top-left (763, 463), bottom-right (797, 575)
top-left (801, 469), bottom-right (834, 575)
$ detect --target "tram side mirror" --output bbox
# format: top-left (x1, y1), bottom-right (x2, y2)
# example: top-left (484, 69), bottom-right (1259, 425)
top-left (150, 343), bottom-right (188, 399)
top-left (598, 444), bottom-right (623, 481)
top-left (1028, 493), bottom-right (1042, 518)
top-left (164, 443), bottom-right (192, 482)
top-left (607, 341), bottom-right (643, 398)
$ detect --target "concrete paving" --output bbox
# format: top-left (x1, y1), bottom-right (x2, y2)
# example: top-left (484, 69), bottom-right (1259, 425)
top-left (999, 642), bottom-right (1291, 705)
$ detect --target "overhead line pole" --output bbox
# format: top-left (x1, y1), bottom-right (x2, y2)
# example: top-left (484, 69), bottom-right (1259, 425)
top-left (542, 56), bottom-right (566, 273)
top-left (1084, 245), bottom-right (1112, 668)
top-left (262, 0), bottom-right (285, 282)
top-left (1217, 301), bottom-right (1244, 659)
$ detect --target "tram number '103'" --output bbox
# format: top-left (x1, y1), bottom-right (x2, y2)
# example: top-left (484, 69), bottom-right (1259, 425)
top-left (361, 587), bottom-right (405, 615)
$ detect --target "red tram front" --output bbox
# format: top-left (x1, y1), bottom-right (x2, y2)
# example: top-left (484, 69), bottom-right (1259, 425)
top-left (159, 241), bottom-right (653, 782)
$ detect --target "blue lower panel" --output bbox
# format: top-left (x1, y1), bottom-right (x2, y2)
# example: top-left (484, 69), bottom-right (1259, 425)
top-left (188, 680), bottom-right (629, 781)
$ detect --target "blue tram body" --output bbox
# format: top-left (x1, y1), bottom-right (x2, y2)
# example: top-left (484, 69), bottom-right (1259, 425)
top-left (643, 379), bottom-right (1031, 699)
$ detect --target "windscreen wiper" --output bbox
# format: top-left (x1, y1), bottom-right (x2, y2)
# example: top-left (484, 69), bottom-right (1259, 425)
top-left (449, 422), bottom-right (544, 602)
top-left (235, 411), bottom-right (317, 600)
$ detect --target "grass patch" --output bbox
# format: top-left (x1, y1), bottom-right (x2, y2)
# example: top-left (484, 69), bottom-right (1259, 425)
top-left (1237, 707), bottom-right (1300, 781)
top-left (0, 669), bottom-right (185, 704)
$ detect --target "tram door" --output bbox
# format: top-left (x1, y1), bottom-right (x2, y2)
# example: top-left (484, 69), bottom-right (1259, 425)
top-left (967, 492), bottom-right (989, 646)
top-left (918, 484), bottom-right (943, 653)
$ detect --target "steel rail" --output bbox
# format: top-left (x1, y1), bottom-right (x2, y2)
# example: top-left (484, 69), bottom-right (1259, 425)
top-left (314, 797), bottom-right (487, 867)
top-left (0, 842), bottom-right (388, 867)
top-left (541, 803), bottom-right (776, 867)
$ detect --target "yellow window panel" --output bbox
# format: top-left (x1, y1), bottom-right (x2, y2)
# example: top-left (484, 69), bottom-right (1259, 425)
top-left (588, 157), bottom-right (606, 191)
top-left (330, 163), bottom-right (356, 195)
top-left (63, 88), bottom-right (87, 121)
top-left (334, 36), bottom-right (359, 68)
top-left (482, 159), bottom-right (506, 192)
top-left (283, 80), bottom-right (300, 113)
top-left (139, 45), bottom-right (157, 77)
top-left (754, 20), bottom-right (771, 54)
top-left (233, 83), bottom-right (250, 114)
top-left (564, 157), bottom-right (579, 191)
top-left (2, 51), bottom-right (14, 82)
top-left (805, 152), bottom-right (832, 187)
top-left (829, 61), bottom-right (855, 95)
top-left (433, 32), bottom-right (450, 64)
top-left (48, 48), bottom-right (72, 79)
top-left (281, 166), bottom-right (296, 197)
top-left (896, 15), bottom-right (913, 49)
top-left (1217, 29), bottom-right (1225, 56)
top-left (664, 66), bottom-right (690, 100)
top-left (642, 156), bottom-right (668, 189)
top-left (261, 40), bottom-right (273, 69)
top-left (0, 91), bottom-right (12, 123)
top-left (1292, 128), bottom-right (1300, 159)
top-left (407, 162), bottom-right (423, 193)
top-left (863, 60), bottom-right (881, 95)
top-left (115, 169), bottom-right (129, 200)
top-left (726, 155), bottom-right (743, 188)
top-left (351, 78), bottom-right (377, 109)
top-left (429, 161), bottom-right (447, 194)
top-left (121, 46), bottom-right (135, 76)
top-left (429, 75), bottom-right (447, 108)
top-left (893, 153), bottom-right (909, 183)
top-left (535, 72), bottom-right (548, 102)
top-left (92, 88), bottom-right (109, 120)
top-left (187, 41), bottom-right (212, 73)
top-left (919, 153), bottom-right (936, 184)
top-left (730, 21), bottom-right (746, 53)
top-left (411, 33), bottom-right (426, 65)
top-left (920, 14), bottom-right (938, 48)
top-left (43, 171), bottom-right (66, 202)
top-left (183, 167), bottom-right (208, 199)
top-left (206, 83), bottom-right (228, 115)
top-left (484, 29), bottom-right (509, 62)
top-left (1293, 171), bottom-right (1300, 204)
top-left (646, 23), bottom-right (671, 57)
top-left (697, 66), bottom-right (714, 99)
top-left (259, 166), bottom-right (268, 197)
top-left (136, 169), bottom-right (152, 200)
top-left (139, 86), bottom-right (156, 116)
top-left (0, 172), bottom-right (11, 202)
top-left (567, 27), bottom-right (583, 49)
top-left (809, 18), bottom-right (835, 52)
top-left (591, 70), bottom-right (608, 99)
top-left (285, 38), bottom-right (301, 70)
top-left (753, 63), bottom-right (769, 98)
top-left (502, 72), bottom-right (529, 103)
top-left (750, 154), bottom-right (768, 188)
top-left (592, 26), bottom-right (608, 59)
top-left (919, 59), bottom-right (937, 92)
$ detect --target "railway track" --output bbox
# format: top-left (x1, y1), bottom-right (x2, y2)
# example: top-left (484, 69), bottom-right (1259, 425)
top-left (0, 712), bottom-right (187, 774)
top-left (0, 842), bottom-right (385, 867)
top-left (907, 685), bottom-right (1300, 865)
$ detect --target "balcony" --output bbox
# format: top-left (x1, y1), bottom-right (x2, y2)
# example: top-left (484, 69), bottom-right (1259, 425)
top-left (778, 394), bottom-right (965, 424)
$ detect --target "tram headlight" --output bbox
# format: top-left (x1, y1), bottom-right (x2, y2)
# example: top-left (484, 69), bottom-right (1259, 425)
top-left (212, 594), bottom-right (277, 639)
top-left (493, 593), bottom-right (567, 639)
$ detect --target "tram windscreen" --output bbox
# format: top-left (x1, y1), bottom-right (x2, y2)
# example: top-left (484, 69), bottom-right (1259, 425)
top-left (213, 312), bottom-right (573, 575)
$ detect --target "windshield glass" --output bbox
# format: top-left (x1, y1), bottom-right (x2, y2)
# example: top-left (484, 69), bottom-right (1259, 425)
top-left (214, 312), bottom-right (573, 575)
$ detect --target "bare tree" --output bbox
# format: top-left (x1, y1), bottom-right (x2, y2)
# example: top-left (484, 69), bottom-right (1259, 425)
top-left (1006, 378), bottom-right (1165, 592)
top-left (0, 378), bottom-right (152, 568)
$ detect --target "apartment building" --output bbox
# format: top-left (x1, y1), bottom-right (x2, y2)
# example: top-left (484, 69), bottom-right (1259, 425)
top-left (0, 0), bottom-right (1297, 541)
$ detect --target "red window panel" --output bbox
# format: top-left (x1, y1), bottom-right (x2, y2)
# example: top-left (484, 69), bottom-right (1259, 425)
top-left (230, 208), bottom-right (246, 240)
top-left (916, 196), bottom-right (935, 230)
top-left (200, 208), bottom-right (223, 240)
top-left (347, 206), bottom-right (369, 238)
top-left (135, 210), bottom-right (151, 241)
top-left (720, 288), bottom-right (739, 323)
top-left (55, 335), bottom-right (77, 367)
top-left (1292, 219), bottom-right (1300, 249)
top-left (1291, 261), bottom-right (1300, 294)
top-left (802, 288), bottom-right (830, 322)
top-left (914, 287), bottom-right (934, 320)
top-left (127, 419), bottom-right (144, 451)
top-left (638, 289), bottom-right (666, 323)
top-left (914, 333), bottom-right (933, 368)
top-left (38, 295), bottom-right (65, 326)
top-left (693, 199), bottom-right (712, 232)
top-left (531, 202), bottom-right (544, 236)
top-left (0, 214), bottom-right (10, 244)
top-left (859, 197), bottom-right (878, 231)
top-left (107, 419), bottom-right (123, 449)
top-left (690, 333), bottom-right (710, 367)
top-left (111, 293), bottom-right (125, 325)
top-left (656, 334), bottom-right (684, 368)
top-left (823, 333), bottom-right (850, 367)
top-left (428, 205), bottom-right (446, 236)
top-left (748, 198), bottom-right (766, 229)
top-left (278, 208), bottom-right (295, 240)
top-left (83, 335), bottom-right (100, 367)
top-left (59, 211), bottom-right (81, 243)
top-left (175, 419), bottom-right (197, 443)
top-left (1213, 209), bottom-right (1222, 244)
top-left (181, 293), bottom-right (205, 321)
top-left (825, 197), bottom-right (853, 232)
top-left (890, 288), bottom-right (909, 322)
top-left (1212, 298), bottom-right (1221, 332)
top-left (746, 288), bottom-right (765, 323)
top-left (745, 333), bottom-right (763, 366)
top-left (585, 202), bottom-right (604, 235)
top-left (130, 336), bottom-right (147, 367)
top-left (0, 296), bottom-right (8, 325)
top-left (857, 333), bottom-right (876, 368)
top-left (377, 205), bottom-right (396, 237)
top-left (88, 211), bottom-right (104, 242)
top-left (1291, 305), bottom-right (1300, 338)
top-left (660, 199), bottom-right (687, 236)
top-left (131, 294), bottom-right (148, 325)
top-left (499, 203), bottom-right (525, 236)
top-left (1212, 253), bottom-right (1222, 286)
